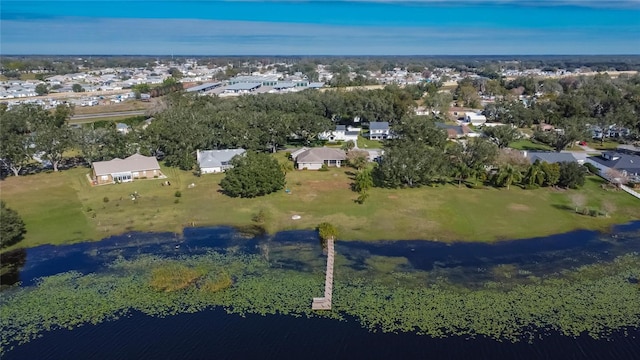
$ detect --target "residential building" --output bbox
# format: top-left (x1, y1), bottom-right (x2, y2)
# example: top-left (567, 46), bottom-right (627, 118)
top-left (92, 154), bottom-right (163, 185)
top-left (293, 147), bottom-right (347, 170)
top-left (464, 112), bottom-right (487, 126)
top-left (196, 149), bottom-right (246, 174)
top-left (368, 122), bottom-right (391, 140)
top-left (319, 125), bottom-right (361, 142)
top-left (522, 151), bottom-right (579, 164)
top-left (436, 123), bottom-right (479, 139)
top-left (587, 151), bottom-right (640, 180)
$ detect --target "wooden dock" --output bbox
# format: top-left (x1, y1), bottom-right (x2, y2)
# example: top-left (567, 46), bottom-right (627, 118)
top-left (312, 237), bottom-right (335, 310)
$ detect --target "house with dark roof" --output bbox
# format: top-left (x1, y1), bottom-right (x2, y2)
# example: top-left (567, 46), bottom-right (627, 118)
top-left (587, 151), bottom-right (640, 179)
top-left (92, 154), bottom-right (163, 185)
top-left (293, 147), bottom-right (347, 170)
top-left (522, 151), bottom-right (579, 164)
top-left (436, 123), bottom-right (478, 139)
top-left (196, 149), bottom-right (246, 174)
top-left (368, 122), bottom-right (391, 140)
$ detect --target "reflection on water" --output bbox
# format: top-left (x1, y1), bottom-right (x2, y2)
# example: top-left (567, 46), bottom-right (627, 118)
top-left (10, 221), bottom-right (640, 290)
top-left (0, 249), bottom-right (26, 289)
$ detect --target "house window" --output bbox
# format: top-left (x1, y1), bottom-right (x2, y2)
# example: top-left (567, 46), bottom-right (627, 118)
top-left (101, 175), bottom-right (108, 181)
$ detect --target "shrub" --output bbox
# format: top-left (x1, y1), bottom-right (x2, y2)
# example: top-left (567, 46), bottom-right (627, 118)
top-left (153, 175), bottom-right (158, 178)
top-left (319, 164), bottom-right (329, 171)
top-left (174, 191), bottom-right (182, 198)
top-left (317, 222), bottom-right (338, 240)
top-left (103, 197), bottom-right (109, 203)
top-left (174, 198), bottom-right (180, 204)
top-left (583, 162), bottom-right (599, 175)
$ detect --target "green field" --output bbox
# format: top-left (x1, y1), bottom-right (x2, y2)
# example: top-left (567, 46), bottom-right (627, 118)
top-left (1, 160), bottom-right (639, 250)
top-left (509, 139), bottom-right (554, 151)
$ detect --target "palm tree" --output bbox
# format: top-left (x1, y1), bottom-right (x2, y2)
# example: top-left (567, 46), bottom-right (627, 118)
top-left (523, 160), bottom-right (544, 187)
top-left (452, 163), bottom-right (472, 188)
top-left (495, 164), bottom-right (523, 190)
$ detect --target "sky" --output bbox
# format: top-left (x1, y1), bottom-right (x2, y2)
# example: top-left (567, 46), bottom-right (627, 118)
top-left (1, 0), bottom-right (640, 55)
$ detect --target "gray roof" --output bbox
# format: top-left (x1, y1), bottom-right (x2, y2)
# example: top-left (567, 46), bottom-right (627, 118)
top-left (225, 82), bottom-right (262, 91)
top-left (336, 125), bottom-right (346, 131)
top-left (295, 147), bottom-right (347, 164)
top-left (590, 152), bottom-right (640, 173)
top-left (197, 149), bottom-right (246, 168)
top-left (93, 154), bottom-right (160, 176)
top-left (232, 75), bottom-right (279, 82)
top-left (273, 82), bottom-right (295, 89)
top-left (370, 121), bottom-right (390, 130)
top-left (308, 82), bottom-right (325, 88)
top-left (525, 151), bottom-right (577, 164)
top-left (186, 82), bottom-right (222, 92)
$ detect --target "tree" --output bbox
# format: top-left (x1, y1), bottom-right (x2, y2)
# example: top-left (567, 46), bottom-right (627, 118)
top-left (353, 168), bottom-right (373, 193)
top-left (220, 152), bottom-right (285, 198)
top-left (605, 168), bottom-right (629, 186)
top-left (317, 222), bottom-right (338, 241)
top-left (542, 120), bottom-right (588, 152)
top-left (346, 149), bottom-right (369, 170)
top-left (341, 140), bottom-right (355, 151)
top-left (464, 138), bottom-right (499, 181)
top-left (72, 83), bottom-right (84, 93)
top-left (483, 125), bottom-right (520, 149)
top-left (32, 105), bottom-right (74, 172)
top-left (523, 160), bottom-right (546, 188)
top-left (494, 164), bottom-right (523, 190)
top-left (375, 141), bottom-right (444, 188)
top-left (540, 161), bottom-right (561, 187)
top-left (0, 105), bottom-right (38, 176)
top-left (35, 83), bottom-right (49, 96)
top-left (558, 162), bottom-right (587, 189)
top-left (0, 201), bottom-right (26, 248)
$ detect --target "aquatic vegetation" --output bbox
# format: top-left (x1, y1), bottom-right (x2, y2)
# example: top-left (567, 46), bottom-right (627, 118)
top-left (1, 251), bottom-right (639, 355)
top-left (149, 262), bottom-right (206, 292)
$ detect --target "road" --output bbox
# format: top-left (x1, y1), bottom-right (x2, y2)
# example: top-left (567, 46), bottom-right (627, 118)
top-left (70, 110), bottom-right (146, 122)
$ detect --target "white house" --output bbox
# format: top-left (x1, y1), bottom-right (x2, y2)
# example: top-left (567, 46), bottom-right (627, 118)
top-left (368, 122), bottom-right (391, 140)
top-left (464, 112), bottom-right (487, 126)
top-left (319, 125), bottom-right (361, 142)
top-left (196, 149), bottom-right (246, 174)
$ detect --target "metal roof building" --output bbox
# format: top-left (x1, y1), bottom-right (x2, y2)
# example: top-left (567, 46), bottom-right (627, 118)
top-left (186, 82), bottom-right (222, 93)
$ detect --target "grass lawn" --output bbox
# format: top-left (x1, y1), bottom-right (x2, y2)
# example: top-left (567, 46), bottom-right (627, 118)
top-left (73, 100), bottom-right (150, 115)
top-left (357, 135), bottom-right (383, 149)
top-left (2, 162), bottom-right (639, 250)
top-left (592, 140), bottom-right (622, 151)
top-left (510, 139), bottom-right (554, 151)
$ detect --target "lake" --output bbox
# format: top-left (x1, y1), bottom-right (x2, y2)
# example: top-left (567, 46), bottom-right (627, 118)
top-left (1, 222), bottom-right (640, 359)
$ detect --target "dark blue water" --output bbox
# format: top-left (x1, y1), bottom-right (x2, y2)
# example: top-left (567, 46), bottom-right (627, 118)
top-left (2, 222), bottom-right (640, 359)
top-left (5, 309), bottom-right (639, 360)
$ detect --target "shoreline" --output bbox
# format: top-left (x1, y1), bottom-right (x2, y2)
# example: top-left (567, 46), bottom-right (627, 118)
top-left (2, 167), bottom-right (640, 252)
top-left (3, 219), bottom-right (639, 254)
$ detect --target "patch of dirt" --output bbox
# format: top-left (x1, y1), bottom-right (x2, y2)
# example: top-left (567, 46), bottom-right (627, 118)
top-left (387, 195), bottom-right (399, 199)
top-left (508, 203), bottom-right (530, 211)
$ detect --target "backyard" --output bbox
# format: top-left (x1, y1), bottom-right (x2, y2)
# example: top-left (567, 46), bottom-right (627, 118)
top-left (1, 160), bottom-right (639, 250)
